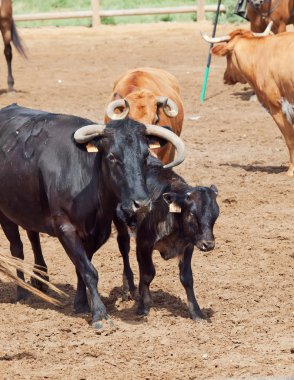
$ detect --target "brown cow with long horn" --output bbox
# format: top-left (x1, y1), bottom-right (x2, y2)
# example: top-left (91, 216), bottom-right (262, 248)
top-left (201, 22), bottom-right (294, 177)
top-left (105, 67), bottom-right (184, 165)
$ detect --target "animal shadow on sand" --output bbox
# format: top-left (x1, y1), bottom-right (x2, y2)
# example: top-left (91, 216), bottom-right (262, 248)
top-left (0, 282), bottom-right (78, 318)
top-left (0, 282), bottom-right (214, 325)
top-left (221, 162), bottom-right (286, 174)
top-left (232, 88), bottom-right (255, 101)
top-left (105, 286), bottom-right (214, 324)
top-left (0, 89), bottom-right (28, 96)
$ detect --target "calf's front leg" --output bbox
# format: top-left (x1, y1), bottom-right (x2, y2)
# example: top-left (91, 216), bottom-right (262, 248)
top-left (136, 242), bottom-right (155, 316)
top-left (179, 244), bottom-right (204, 320)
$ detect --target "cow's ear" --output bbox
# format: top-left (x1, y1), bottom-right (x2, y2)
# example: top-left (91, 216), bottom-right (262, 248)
top-left (113, 92), bottom-right (123, 100)
top-left (85, 136), bottom-right (103, 153)
top-left (211, 44), bottom-right (230, 56)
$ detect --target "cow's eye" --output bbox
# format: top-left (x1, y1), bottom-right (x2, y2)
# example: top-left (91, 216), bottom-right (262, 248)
top-left (107, 153), bottom-right (117, 162)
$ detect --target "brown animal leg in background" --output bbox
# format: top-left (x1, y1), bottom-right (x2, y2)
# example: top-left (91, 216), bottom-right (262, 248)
top-left (179, 244), bottom-right (204, 320)
top-left (277, 22), bottom-right (287, 33)
top-left (1, 27), bottom-right (14, 91)
top-left (272, 110), bottom-right (294, 176)
top-left (0, 212), bottom-right (28, 300)
top-left (26, 231), bottom-right (49, 292)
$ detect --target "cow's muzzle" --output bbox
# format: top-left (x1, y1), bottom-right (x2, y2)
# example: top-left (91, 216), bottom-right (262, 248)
top-left (196, 240), bottom-right (215, 252)
top-left (116, 199), bottom-right (151, 228)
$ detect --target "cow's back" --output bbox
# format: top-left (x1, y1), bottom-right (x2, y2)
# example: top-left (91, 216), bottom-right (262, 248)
top-left (0, 104), bottom-right (96, 233)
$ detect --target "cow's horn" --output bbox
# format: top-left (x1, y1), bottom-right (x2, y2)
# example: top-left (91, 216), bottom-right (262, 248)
top-left (74, 124), bottom-right (106, 144)
top-left (253, 21), bottom-right (273, 37)
top-left (106, 99), bottom-right (130, 120)
top-left (156, 96), bottom-right (178, 118)
top-left (145, 124), bottom-right (185, 169)
top-left (200, 31), bottom-right (231, 44)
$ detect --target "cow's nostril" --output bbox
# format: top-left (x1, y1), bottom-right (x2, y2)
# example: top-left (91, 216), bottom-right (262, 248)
top-left (133, 200), bottom-right (142, 209)
top-left (132, 199), bottom-right (151, 211)
top-left (200, 240), bottom-right (215, 252)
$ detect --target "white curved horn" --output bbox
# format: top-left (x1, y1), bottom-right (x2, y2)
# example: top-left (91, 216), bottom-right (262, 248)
top-left (200, 31), bottom-right (231, 44)
top-left (145, 124), bottom-right (185, 169)
top-left (74, 124), bottom-right (106, 144)
top-left (106, 99), bottom-right (130, 120)
top-left (253, 21), bottom-right (273, 37)
top-left (156, 96), bottom-right (178, 118)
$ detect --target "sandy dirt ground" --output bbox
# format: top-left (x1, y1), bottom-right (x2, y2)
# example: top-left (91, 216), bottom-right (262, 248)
top-left (0, 22), bottom-right (293, 380)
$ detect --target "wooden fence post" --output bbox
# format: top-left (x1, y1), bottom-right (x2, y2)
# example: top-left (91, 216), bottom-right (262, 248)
top-left (91, 0), bottom-right (101, 27)
top-left (197, 0), bottom-right (205, 21)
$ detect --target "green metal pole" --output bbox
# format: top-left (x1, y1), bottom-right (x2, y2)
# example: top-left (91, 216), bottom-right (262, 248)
top-left (200, 0), bottom-right (222, 103)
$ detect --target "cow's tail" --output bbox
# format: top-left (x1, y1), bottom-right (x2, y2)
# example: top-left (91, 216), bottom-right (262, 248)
top-left (11, 19), bottom-right (27, 59)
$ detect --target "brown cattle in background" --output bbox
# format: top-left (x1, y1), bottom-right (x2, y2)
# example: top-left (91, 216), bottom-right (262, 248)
top-left (105, 67), bottom-right (184, 165)
top-left (247, 0), bottom-right (294, 33)
top-left (202, 25), bottom-right (294, 176)
top-left (0, 0), bottom-right (26, 91)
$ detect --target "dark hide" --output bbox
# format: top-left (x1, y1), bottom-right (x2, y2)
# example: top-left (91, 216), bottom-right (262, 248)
top-left (0, 104), bottom-right (152, 327)
top-left (113, 157), bottom-right (220, 321)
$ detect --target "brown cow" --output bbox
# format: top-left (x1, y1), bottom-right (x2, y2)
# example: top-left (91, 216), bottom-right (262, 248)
top-left (105, 67), bottom-right (184, 165)
top-left (0, 0), bottom-right (26, 91)
top-left (202, 24), bottom-right (294, 177)
top-left (247, 0), bottom-right (294, 34)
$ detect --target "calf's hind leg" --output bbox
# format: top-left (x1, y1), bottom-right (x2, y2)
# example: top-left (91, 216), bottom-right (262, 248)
top-left (0, 212), bottom-right (28, 300)
top-left (113, 215), bottom-right (136, 300)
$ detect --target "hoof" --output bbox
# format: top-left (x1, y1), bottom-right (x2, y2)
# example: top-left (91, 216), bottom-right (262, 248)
top-left (30, 276), bottom-right (49, 293)
top-left (92, 317), bottom-right (113, 330)
top-left (188, 302), bottom-right (204, 321)
top-left (191, 314), bottom-right (205, 322)
top-left (122, 287), bottom-right (138, 302)
top-left (136, 305), bottom-right (150, 316)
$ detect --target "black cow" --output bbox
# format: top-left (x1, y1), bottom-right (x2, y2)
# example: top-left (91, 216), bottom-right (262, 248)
top-left (114, 157), bottom-right (220, 320)
top-left (0, 104), bottom-right (184, 327)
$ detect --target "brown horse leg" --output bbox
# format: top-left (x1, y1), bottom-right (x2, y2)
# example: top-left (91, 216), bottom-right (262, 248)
top-left (277, 22), bottom-right (287, 33)
top-left (1, 28), bottom-right (14, 91)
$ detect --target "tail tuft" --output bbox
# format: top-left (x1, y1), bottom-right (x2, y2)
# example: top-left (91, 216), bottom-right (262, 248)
top-left (11, 20), bottom-right (27, 59)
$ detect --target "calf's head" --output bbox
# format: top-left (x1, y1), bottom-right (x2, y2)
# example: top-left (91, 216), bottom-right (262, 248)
top-left (163, 185), bottom-right (219, 252)
top-left (74, 119), bottom-right (185, 224)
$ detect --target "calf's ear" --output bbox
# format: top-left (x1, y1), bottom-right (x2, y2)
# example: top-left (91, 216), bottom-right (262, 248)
top-left (163, 192), bottom-right (177, 204)
top-left (163, 192), bottom-right (181, 213)
top-left (210, 185), bottom-right (218, 195)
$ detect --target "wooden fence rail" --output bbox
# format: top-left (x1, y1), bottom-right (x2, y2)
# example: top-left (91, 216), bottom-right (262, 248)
top-left (14, 1), bottom-right (226, 27)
